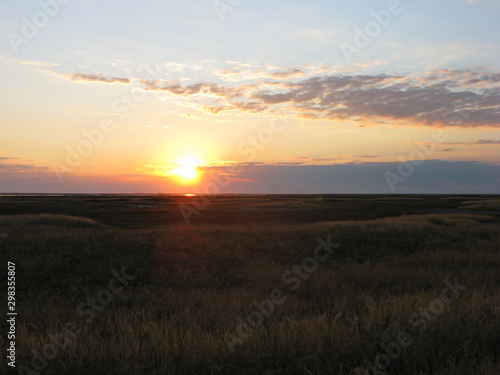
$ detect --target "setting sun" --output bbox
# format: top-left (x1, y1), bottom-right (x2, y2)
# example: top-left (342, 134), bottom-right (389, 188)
top-left (172, 158), bottom-right (199, 183)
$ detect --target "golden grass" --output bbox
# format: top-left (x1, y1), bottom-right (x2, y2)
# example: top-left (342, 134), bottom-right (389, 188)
top-left (1, 213), bottom-right (499, 374)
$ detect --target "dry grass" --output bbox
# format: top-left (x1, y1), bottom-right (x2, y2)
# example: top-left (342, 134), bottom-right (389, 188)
top-left (461, 199), bottom-right (500, 211)
top-left (1, 213), bottom-right (499, 374)
top-left (0, 214), bottom-right (100, 228)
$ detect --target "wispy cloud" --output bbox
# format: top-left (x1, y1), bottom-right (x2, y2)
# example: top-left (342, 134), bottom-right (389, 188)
top-left (20, 61), bottom-right (60, 67)
top-left (62, 72), bottom-right (131, 84)
top-left (443, 139), bottom-right (500, 145)
top-left (139, 80), bottom-right (248, 100)
top-left (268, 69), bottom-right (306, 79)
top-left (0, 157), bottom-right (50, 174)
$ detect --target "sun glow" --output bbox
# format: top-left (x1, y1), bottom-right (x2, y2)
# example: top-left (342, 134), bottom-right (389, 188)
top-left (172, 158), bottom-right (199, 183)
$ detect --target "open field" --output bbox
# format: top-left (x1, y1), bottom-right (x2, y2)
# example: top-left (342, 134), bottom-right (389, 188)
top-left (1, 194), bottom-right (499, 227)
top-left (1, 195), bottom-right (500, 374)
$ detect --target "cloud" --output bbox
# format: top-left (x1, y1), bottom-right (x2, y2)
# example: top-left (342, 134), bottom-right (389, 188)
top-left (140, 80), bottom-right (245, 99)
top-left (64, 72), bottom-right (131, 84)
top-left (192, 155), bottom-right (382, 169)
top-left (215, 67), bottom-right (307, 83)
top-left (0, 157), bottom-right (50, 174)
top-left (20, 61), bottom-right (60, 67)
top-left (268, 69), bottom-right (306, 79)
top-left (467, 0), bottom-right (500, 4)
top-left (474, 139), bottom-right (500, 144)
top-left (138, 68), bottom-right (500, 127)
top-left (443, 139), bottom-right (500, 145)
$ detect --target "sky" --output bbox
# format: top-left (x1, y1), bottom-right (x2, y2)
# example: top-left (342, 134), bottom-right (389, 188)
top-left (0, 0), bottom-right (499, 194)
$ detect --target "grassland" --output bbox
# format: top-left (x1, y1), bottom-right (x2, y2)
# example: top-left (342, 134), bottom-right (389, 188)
top-left (1, 195), bottom-right (499, 374)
